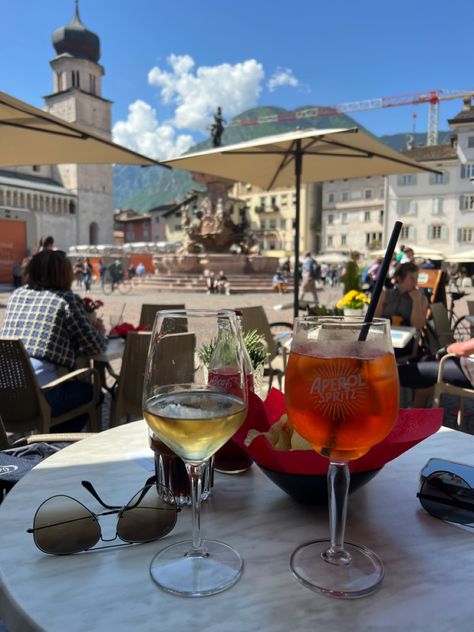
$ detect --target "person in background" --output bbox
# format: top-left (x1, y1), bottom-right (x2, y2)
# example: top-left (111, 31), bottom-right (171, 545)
top-left (341, 251), bottom-right (361, 294)
top-left (374, 261), bottom-right (428, 359)
top-left (320, 262), bottom-right (328, 286)
top-left (12, 262), bottom-right (23, 288)
top-left (281, 258), bottom-right (291, 274)
top-left (421, 258), bottom-right (435, 269)
top-left (398, 338), bottom-right (474, 408)
top-left (37, 235), bottom-right (55, 253)
top-left (396, 245), bottom-right (405, 263)
top-left (98, 259), bottom-right (106, 287)
top-left (206, 272), bottom-right (217, 295)
top-left (272, 269), bottom-right (288, 294)
top-left (136, 262), bottom-right (145, 278)
top-left (73, 259), bottom-right (84, 289)
top-left (0, 250), bottom-right (106, 432)
top-left (375, 262), bottom-right (428, 329)
top-left (299, 252), bottom-right (319, 304)
top-left (83, 257), bottom-right (93, 292)
top-left (367, 257), bottom-right (383, 293)
top-left (217, 270), bottom-right (231, 295)
top-left (109, 259), bottom-right (123, 291)
top-left (399, 247), bottom-right (415, 264)
top-left (128, 263), bottom-right (136, 281)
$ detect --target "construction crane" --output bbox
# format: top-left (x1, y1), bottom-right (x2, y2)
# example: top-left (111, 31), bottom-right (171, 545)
top-left (227, 89), bottom-right (474, 146)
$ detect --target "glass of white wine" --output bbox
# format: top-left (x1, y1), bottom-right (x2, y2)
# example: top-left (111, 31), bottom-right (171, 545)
top-left (143, 309), bottom-right (248, 597)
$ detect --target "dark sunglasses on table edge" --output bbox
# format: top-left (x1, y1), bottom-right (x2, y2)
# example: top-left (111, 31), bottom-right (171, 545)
top-left (417, 469), bottom-right (474, 527)
top-left (27, 475), bottom-right (181, 555)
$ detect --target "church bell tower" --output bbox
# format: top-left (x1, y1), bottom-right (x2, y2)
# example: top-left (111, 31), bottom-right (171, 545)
top-left (44, 0), bottom-right (113, 245)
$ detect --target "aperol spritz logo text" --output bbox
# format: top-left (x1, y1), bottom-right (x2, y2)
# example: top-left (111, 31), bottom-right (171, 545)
top-left (309, 368), bottom-right (369, 417)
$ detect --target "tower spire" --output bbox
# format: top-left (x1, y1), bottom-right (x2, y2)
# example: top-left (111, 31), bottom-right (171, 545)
top-left (75, 0), bottom-right (80, 19)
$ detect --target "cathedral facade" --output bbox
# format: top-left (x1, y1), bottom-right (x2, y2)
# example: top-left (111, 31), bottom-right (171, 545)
top-left (0, 3), bottom-right (113, 282)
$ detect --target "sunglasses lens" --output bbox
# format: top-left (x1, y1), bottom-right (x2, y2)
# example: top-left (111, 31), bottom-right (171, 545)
top-left (33, 495), bottom-right (100, 554)
top-left (419, 471), bottom-right (474, 525)
top-left (118, 483), bottom-right (177, 543)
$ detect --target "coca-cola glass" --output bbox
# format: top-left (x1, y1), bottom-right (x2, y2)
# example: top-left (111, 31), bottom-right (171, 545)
top-left (143, 309), bottom-right (248, 597)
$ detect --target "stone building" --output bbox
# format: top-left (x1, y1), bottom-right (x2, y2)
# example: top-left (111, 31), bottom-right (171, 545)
top-left (0, 3), bottom-right (113, 282)
top-left (321, 176), bottom-right (385, 255)
top-left (231, 182), bottom-right (322, 256)
top-left (319, 99), bottom-right (474, 261)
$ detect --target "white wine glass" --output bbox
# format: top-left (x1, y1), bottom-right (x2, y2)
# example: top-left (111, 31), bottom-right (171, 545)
top-left (143, 309), bottom-right (248, 597)
top-left (285, 316), bottom-right (399, 598)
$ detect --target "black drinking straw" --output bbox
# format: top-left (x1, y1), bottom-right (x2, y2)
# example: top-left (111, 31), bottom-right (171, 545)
top-left (358, 221), bottom-right (403, 342)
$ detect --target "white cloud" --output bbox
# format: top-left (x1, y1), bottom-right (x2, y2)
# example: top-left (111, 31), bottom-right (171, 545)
top-left (148, 54), bottom-right (264, 131)
top-left (112, 100), bottom-right (194, 161)
top-left (267, 68), bottom-right (299, 92)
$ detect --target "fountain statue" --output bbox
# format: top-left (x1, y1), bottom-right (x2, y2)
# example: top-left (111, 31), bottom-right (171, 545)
top-left (152, 109), bottom-right (277, 276)
top-left (179, 173), bottom-right (257, 255)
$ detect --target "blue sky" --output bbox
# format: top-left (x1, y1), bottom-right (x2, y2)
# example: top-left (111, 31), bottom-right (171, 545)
top-left (2, 0), bottom-right (473, 159)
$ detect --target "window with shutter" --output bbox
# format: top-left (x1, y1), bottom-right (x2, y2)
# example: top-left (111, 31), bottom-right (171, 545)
top-left (432, 198), bottom-right (444, 215)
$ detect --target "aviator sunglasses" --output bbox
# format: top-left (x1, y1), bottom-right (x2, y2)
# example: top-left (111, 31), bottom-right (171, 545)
top-left (417, 470), bottom-right (474, 527)
top-left (27, 476), bottom-right (180, 555)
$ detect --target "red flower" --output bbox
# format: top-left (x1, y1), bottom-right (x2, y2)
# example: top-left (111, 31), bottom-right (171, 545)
top-left (82, 297), bottom-right (104, 313)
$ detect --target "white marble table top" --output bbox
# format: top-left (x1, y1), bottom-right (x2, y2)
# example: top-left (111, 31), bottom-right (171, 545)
top-left (1, 422), bottom-right (474, 632)
top-left (92, 337), bottom-right (125, 363)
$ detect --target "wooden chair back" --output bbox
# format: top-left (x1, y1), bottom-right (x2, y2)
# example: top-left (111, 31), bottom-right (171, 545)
top-left (235, 306), bottom-right (278, 362)
top-left (111, 331), bottom-right (195, 426)
top-left (110, 332), bottom-right (152, 427)
top-left (429, 303), bottom-right (455, 348)
top-left (139, 304), bottom-right (185, 331)
top-left (234, 306), bottom-right (283, 391)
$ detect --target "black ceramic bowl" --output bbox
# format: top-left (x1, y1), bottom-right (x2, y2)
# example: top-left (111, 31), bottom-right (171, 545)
top-left (259, 466), bottom-right (382, 505)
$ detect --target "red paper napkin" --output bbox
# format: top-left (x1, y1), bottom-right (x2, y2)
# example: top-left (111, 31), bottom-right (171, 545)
top-left (109, 323), bottom-right (145, 339)
top-left (232, 389), bottom-right (443, 475)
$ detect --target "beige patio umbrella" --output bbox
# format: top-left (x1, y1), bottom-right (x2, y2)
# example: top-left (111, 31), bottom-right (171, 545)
top-left (163, 127), bottom-right (438, 317)
top-left (0, 90), bottom-right (164, 167)
top-left (370, 246), bottom-right (445, 261)
top-left (445, 250), bottom-right (474, 263)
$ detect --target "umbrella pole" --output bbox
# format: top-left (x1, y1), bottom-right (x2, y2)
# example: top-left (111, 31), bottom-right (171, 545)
top-left (293, 143), bottom-right (302, 320)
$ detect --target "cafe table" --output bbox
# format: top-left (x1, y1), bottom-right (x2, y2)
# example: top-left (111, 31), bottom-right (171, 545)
top-left (88, 337), bottom-right (125, 393)
top-left (0, 421), bottom-right (473, 632)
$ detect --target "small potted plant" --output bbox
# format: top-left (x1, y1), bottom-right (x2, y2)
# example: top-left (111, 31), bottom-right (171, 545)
top-left (336, 290), bottom-right (370, 316)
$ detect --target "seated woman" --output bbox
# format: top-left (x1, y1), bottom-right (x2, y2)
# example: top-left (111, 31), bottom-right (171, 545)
top-left (374, 261), bottom-right (428, 358)
top-left (398, 338), bottom-right (474, 408)
top-left (0, 250), bottom-right (107, 431)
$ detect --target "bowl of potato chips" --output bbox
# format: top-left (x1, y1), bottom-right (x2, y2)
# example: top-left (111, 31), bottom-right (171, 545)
top-left (244, 412), bottom-right (381, 504)
top-left (232, 390), bottom-right (444, 505)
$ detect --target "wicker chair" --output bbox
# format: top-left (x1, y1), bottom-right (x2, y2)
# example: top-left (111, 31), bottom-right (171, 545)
top-left (0, 338), bottom-right (101, 434)
top-left (0, 415), bottom-right (96, 450)
top-left (110, 331), bottom-right (195, 427)
top-left (138, 304), bottom-right (185, 331)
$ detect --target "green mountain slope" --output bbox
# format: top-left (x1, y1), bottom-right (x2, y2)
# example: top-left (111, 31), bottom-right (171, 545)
top-left (113, 105), bottom-right (451, 212)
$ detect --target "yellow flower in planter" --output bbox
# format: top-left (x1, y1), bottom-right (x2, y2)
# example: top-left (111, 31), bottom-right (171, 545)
top-left (336, 290), bottom-right (370, 310)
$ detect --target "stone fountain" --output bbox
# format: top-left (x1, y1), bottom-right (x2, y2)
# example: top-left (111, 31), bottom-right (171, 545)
top-left (153, 172), bottom-right (277, 276)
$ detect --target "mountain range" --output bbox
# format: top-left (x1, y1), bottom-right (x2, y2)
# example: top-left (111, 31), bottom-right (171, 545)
top-left (113, 105), bottom-right (451, 212)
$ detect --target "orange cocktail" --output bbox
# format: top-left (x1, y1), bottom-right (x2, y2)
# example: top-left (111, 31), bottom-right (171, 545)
top-left (285, 350), bottom-right (399, 461)
top-left (285, 316), bottom-right (399, 599)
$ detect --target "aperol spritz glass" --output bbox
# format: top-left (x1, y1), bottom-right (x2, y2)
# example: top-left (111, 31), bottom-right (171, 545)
top-left (285, 316), bottom-right (399, 598)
